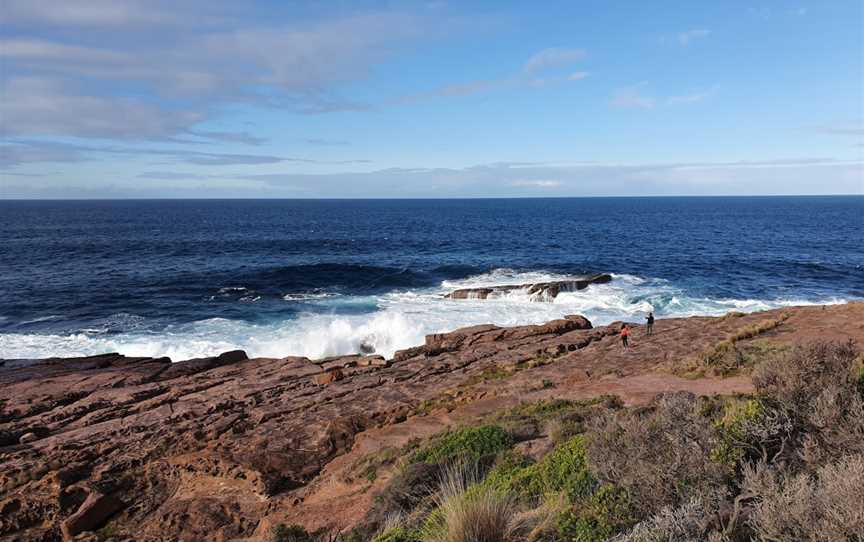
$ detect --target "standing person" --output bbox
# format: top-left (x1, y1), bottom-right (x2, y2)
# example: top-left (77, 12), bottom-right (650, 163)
top-left (646, 312), bottom-right (655, 335)
top-left (620, 324), bottom-right (630, 349)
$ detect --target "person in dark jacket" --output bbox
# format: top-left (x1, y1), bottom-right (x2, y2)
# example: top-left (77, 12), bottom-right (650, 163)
top-left (646, 312), bottom-right (655, 335)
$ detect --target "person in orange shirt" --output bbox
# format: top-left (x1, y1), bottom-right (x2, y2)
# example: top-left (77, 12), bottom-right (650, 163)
top-left (620, 324), bottom-right (630, 348)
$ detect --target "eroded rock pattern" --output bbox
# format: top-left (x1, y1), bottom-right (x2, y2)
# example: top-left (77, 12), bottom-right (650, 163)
top-left (1, 303), bottom-right (862, 541)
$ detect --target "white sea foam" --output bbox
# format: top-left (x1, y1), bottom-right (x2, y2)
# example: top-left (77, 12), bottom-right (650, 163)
top-left (282, 292), bottom-right (339, 301)
top-left (0, 270), bottom-right (848, 361)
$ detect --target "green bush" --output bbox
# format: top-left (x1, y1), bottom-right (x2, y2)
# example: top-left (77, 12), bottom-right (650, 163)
top-left (710, 398), bottom-right (767, 466)
top-left (477, 436), bottom-right (595, 503)
top-left (411, 425), bottom-right (513, 465)
top-left (556, 485), bottom-right (635, 542)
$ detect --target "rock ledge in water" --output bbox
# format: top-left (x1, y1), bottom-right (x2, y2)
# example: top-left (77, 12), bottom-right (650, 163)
top-left (444, 273), bottom-right (612, 301)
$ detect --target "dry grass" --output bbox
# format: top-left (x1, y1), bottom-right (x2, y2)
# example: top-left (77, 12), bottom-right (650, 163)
top-left (717, 311), bottom-right (746, 322)
top-left (421, 464), bottom-right (530, 542)
top-left (691, 314), bottom-right (790, 375)
top-left (744, 454), bottom-right (864, 541)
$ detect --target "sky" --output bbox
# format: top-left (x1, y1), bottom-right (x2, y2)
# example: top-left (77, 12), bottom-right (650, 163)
top-left (0, 0), bottom-right (862, 198)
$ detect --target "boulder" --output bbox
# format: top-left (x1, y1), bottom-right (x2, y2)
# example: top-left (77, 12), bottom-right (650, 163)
top-left (532, 317), bottom-right (593, 336)
top-left (357, 356), bottom-right (389, 367)
top-left (60, 492), bottom-right (123, 541)
top-left (393, 345), bottom-right (425, 362)
top-left (314, 368), bottom-right (344, 386)
top-left (157, 350), bottom-right (248, 381)
top-left (564, 314), bottom-right (593, 329)
top-left (425, 324), bottom-right (500, 354)
top-left (18, 432), bottom-right (38, 444)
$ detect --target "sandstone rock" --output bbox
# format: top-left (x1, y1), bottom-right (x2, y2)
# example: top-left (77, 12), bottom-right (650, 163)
top-left (157, 349), bottom-right (248, 381)
top-left (314, 368), bottom-right (344, 385)
top-left (357, 356), bottom-right (389, 367)
top-left (532, 317), bottom-right (593, 335)
top-left (564, 314), bottom-right (593, 329)
top-left (18, 432), bottom-right (38, 444)
top-left (60, 492), bottom-right (123, 541)
top-left (424, 324), bottom-right (501, 354)
top-left (393, 345), bottom-right (425, 362)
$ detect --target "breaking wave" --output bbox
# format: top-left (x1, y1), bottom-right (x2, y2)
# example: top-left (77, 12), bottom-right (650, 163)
top-left (0, 270), bottom-right (848, 361)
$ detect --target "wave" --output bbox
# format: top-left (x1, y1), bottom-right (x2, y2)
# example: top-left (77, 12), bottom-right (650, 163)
top-left (0, 270), bottom-right (849, 361)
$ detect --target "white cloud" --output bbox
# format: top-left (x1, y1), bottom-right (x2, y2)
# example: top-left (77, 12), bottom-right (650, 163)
top-left (524, 47), bottom-right (587, 74)
top-left (0, 140), bottom-right (371, 169)
top-left (400, 46), bottom-right (587, 103)
top-left (677, 29), bottom-right (711, 46)
top-left (0, 0), bottom-right (196, 26)
top-left (667, 87), bottom-right (715, 105)
top-left (511, 180), bottom-right (562, 188)
top-left (610, 83), bottom-right (656, 109)
top-left (0, 39), bottom-right (130, 62)
top-left (5, 157), bottom-right (860, 198)
top-left (812, 123), bottom-right (864, 136)
top-left (0, 8), bottom-right (425, 139)
top-left (0, 77), bottom-right (205, 139)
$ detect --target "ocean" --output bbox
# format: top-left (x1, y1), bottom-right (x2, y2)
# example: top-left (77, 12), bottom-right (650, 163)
top-left (1, 196), bottom-right (862, 360)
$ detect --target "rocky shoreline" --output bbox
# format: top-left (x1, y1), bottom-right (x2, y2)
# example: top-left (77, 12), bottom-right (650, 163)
top-left (1, 302), bottom-right (862, 541)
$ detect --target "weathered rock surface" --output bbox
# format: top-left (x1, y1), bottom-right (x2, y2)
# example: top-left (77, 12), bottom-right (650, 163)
top-left (1, 303), bottom-right (862, 541)
top-left (444, 273), bottom-right (612, 301)
top-left (61, 492), bottom-right (123, 541)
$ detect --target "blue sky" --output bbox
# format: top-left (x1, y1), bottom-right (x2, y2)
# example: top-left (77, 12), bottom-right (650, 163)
top-left (1, 0), bottom-right (862, 198)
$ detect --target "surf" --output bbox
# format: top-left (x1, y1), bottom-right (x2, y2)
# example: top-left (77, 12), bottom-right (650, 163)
top-left (0, 270), bottom-right (848, 361)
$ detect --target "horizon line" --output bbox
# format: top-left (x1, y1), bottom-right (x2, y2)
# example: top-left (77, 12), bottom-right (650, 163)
top-left (0, 193), bottom-right (862, 202)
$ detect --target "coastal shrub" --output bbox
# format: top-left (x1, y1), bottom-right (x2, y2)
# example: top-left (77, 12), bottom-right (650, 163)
top-left (489, 397), bottom-right (614, 446)
top-left (475, 436), bottom-right (595, 503)
top-left (710, 398), bottom-right (754, 469)
top-left (751, 341), bottom-right (864, 467)
top-left (270, 524), bottom-right (313, 542)
top-left (700, 315), bottom-right (790, 374)
top-left (411, 425), bottom-right (513, 466)
top-left (709, 397), bottom-right (794, 467)
top-left (556, 484), bottom-right (635, 542)
top-left (701, 339), bottom-right (740, 372)
top-left (737, 341), bottom-right (791, 367)
top-left (421, 465), bottom-right (528, 542)
top-left (743, 454), bottom-right (864, 542)
top-left (858, 363), bottom-right (864, 399)
top-left (586, 392), bottom-right (730, 517)
top-left (718, 311), bottom-right (746, 321)
top-left (372, 462), bottom-right (440, 523)
top-left (610, 497), bottom-right (725, 542)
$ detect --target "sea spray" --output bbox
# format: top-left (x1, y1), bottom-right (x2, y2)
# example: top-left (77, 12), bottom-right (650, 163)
top-left (0, 270), bottom-right (847, 360)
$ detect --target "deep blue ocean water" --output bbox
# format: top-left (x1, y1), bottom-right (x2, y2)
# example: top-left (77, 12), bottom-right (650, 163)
top-left (1, 197), bottom-right (862, 360)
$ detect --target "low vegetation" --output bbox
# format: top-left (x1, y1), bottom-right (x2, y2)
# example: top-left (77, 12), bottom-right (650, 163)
top-left (680, 314), bottom-right (790, 375)
top-left (280, 340), bottom-right (864, 541)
